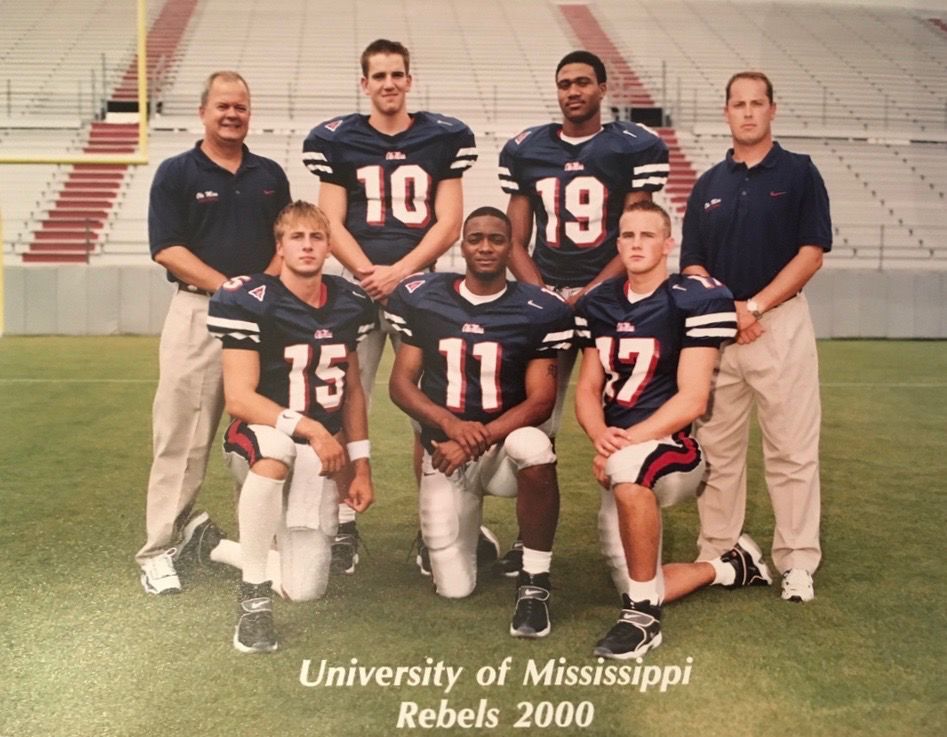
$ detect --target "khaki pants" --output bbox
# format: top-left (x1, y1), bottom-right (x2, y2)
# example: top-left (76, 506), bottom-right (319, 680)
top-left (136, 289), bottom-right (225, 564)
top-left (695, 293), bottom-right (821, 574)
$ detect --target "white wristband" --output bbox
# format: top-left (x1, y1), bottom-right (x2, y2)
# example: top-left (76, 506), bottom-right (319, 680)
top-left (275, 409), bottom-right (303, 437)
top-left (346, 440), bottom-right (371, 461)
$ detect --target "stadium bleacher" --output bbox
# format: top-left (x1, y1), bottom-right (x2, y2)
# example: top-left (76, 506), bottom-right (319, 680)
top-left (2, 0), bottom-right (945, 272)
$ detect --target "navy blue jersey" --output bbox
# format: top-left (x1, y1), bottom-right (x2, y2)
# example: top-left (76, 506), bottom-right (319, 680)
top-left (385, 273), bottom-right (574, 449)
top-left (575, 274), bottom-right (736, 430)
top-left (499, 121), bottom-right (669, 288)
top-left (207, 274), bottom-right (376, 435)
top-left (302, 112), bottom-right (477, 266)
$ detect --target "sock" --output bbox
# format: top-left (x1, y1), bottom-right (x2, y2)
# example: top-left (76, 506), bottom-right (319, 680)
top-left (626, 576), bottom-right (661, 606)
top-left (521, 547), bottom-right (552, 576)
top-left (238, 470), bottom-right (285, 584)
top-left (338, 503), bottom-right (356, 526)
top-left (710, 555), bottom-right (736, 586)
top-left (211, 539), bottom-right (283, 596)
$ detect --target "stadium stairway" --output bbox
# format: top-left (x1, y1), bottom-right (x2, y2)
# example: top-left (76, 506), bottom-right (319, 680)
top-left (557, 2), bottom-right (696, 215)
top-left (22, 0), bottom-right (199, 264)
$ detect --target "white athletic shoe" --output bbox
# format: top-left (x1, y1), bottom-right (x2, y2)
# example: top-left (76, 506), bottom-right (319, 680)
top-left (781, 568), bottom-right (814, 602)
top-left (140, 549), bottom-right (181, 595)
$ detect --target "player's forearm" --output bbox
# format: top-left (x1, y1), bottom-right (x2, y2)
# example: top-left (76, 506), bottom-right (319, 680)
top-left (508, 242), bottom-right (544, 286)
top-left (483, 396), bottom-right (554, 447)
top-left (394, 219), bottom-right (461, 277)
top-left (575, 382), bottom-right (608, 443)
top-left (577, 255), bottom-right (626, 299)
top-left (751, 245), bottom-right (823, 313)
top-left (390, 375), bottom-right (456, 433)
top-left (328, 225), bottom-right (373, 274)
top-left (154, 245), bottom-right (227, 292)
top-left (681, 264), bottom-right (711, 278)
top-left (624, 390), bottom-right (708, 445)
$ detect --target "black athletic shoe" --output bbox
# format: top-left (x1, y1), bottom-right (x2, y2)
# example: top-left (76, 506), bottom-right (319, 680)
top-left (510, 571), bottom-right (551, 638)
top-left (175, 512), bottom-right (224, 567)
top-left (476, 526), bottom-right (501, 567)
top-left (331, 521), bottom-right (360, 575)
top-left (496, 539), bottom-right (524, 578)
top-left (233, 581), bottom-right (278, 654)
top-left (593, 596), bottom-right (662, 659)
top-left (722, 533), bottom-right (773, 588)
top-left (415, 531), bottom-right (432, 576)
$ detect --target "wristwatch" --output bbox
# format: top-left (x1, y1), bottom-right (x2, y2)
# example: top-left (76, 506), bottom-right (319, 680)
top-left (746, 298), bottom-right (763, 320)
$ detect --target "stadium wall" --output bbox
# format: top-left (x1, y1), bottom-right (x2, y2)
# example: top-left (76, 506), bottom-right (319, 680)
top-left (3, 265), bottom-right (945, 338)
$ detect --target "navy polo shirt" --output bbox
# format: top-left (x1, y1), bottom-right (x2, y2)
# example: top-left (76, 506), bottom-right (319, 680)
top-left (149, 142), bottom-right (291, 280)
top-left (680, 142), bottom-right (831, 300)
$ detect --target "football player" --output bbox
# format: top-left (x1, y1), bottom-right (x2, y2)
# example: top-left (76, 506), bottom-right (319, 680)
top-left (302, 39), bottom-right (478, 573)
top-left (198, 201), bottom-right (376, 653)
top-left (496, 50), bottom-right (670, 573)
top-left (386, 207), bottom-right (573, 638)
top-left (574, 202), bottom-right (772, 659)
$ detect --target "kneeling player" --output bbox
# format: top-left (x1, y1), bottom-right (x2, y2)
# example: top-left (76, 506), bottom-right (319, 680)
top-left (387, 207), bottom-right (573, 637)
top-left (206, 201), bottom-right (376, 653)
top-left (575, 202), bottom-right (772, 659)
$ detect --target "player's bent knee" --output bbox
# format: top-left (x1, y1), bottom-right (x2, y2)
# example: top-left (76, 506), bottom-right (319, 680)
top-left (249, 425), bottom-right (298, 467)
top-left (504, 426), bottom-right (556, 469)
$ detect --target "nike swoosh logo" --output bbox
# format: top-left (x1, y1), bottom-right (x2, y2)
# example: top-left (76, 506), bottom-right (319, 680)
top-left (770, 191), bottom-right (787, 197)
top-left (436, 119), bottom-right (454, 126)
top-left (672, 285), bottom-right (687, 291)
top-left (528, 300), bottom-right (544, 309)
top-left (622, 130), bottom-right (637, 138)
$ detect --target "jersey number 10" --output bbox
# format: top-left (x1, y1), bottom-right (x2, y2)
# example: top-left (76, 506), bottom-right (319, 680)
top-left (357, 164), bottom-right (432, 227)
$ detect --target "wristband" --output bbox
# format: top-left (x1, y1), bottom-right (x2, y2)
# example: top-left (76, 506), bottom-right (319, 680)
top-left (346, 439), bottom-right (371, 461)
top-left (746, 298), bottom-right (763, 320)
top-left (275, 409), bottom-right (303, 437)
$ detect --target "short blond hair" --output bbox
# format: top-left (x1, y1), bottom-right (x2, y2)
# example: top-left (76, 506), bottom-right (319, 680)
top-left (622, 200), bottom-right (671, 237)
top-left (274, 201), bottom-right (331, 243)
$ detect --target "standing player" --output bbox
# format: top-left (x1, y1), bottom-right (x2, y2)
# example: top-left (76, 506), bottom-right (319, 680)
top-left (496, 50), bottom-right (669, 573)
top-left (681, 72), bottom-right (831, 603)
top-left (204, 201), bottom-right (376, 653)
top-left (138, 71), bottom-right (290, 595)
top-left (575, 202), bottom-right (771, 659)
top-left (387, 207), bottom-right (573, 638)
top-left (302, 39), bottom-right (478, 572)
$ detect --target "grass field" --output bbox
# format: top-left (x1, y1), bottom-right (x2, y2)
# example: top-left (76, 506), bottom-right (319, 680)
top-left (1, 337), bottom-right (945, 737)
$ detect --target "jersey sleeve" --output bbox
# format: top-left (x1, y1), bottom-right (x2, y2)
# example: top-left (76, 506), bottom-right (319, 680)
top-left (382, 277), bottom-right (425, 348)
top-left (443, 123), bottom-right (478, 180)
top-left (573, 294), bottom-right (595, 350)
top-left (498, 135), bottom-right (522, 195)
top-left (532, 292), bottom-right (575, 356)
top-left (629, 133), bottom-right (670, 192)
top-left (673, 275), bottom-right (737, 349)
top-left (301, 122), bottom-right (348, 186)
top-left (353, 287), bottom-right (378, 346)
top-left (207, 276), bottom-right (266, 350)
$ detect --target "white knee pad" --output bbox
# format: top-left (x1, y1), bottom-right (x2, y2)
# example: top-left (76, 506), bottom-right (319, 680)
top-left (419, 454), bottom-right (480, 599)
top-left (277, 526), bottom-right (333, 602)
top-left (504, 426), bottom-right (556, 469)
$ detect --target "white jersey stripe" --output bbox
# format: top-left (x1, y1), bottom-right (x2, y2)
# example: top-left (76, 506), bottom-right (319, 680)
top-left (688, 327), bottom-right (737, 338)
top-left (207, 316), bottom-right (260, 333)
top-left (632, 175), bottom-right (668, 187)
top-left (685, 312), bottom-right (737, 327)
top-left (633, 163), bottom-right (670, 175)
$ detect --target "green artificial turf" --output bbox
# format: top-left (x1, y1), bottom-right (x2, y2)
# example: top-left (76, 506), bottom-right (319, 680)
top-left (1, 337), bottom-right (944, 737)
